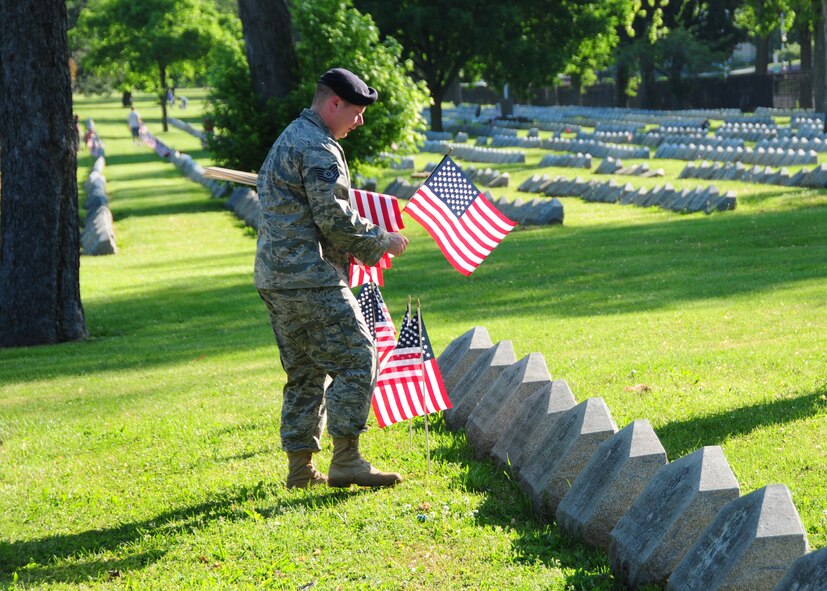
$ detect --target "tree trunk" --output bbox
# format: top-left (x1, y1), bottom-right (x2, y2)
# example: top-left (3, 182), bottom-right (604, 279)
top-left (238, 0), bottom-right (298, 104)
top-left (160, 62), bottom-right (169, 132)
top-left (755, 34), bottom-right (770, 76)
top-left (429, 93), bottom-right (444, 132)
top-left (823, 1), bottom-right (827, 130)
top-left (614, 61), bottom-right (629, 108)
top-left (815, 9), bottom-right (825, 115)
top-left (0, 0), bottom-right (87, 347)
top-left (639, 58), bottom-right (656, 110)
top-left (800, 23), bottom-right (813, 109)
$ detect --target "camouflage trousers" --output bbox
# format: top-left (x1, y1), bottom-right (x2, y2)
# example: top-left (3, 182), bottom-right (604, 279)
top-left (258, 286), bottom-right (378, 453)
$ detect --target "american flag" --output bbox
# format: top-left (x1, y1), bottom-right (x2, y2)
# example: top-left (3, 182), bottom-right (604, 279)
top-left (404, 156), bottom-right (517, 276)
top-left (355, 283), bottom-right (396, 367)
top-left (139, 125), bottom-right (171, 158)
top-left (371, 308), bottom-right (451, 428)
top-left (348, 189), bottom-right (404, 287)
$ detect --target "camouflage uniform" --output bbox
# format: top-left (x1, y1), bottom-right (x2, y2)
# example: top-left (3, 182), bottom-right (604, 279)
top-left (255, 108), bottom-right (391, 453)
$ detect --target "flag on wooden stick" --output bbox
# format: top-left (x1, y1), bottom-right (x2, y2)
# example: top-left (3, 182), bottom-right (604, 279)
top-left (371, 304), bottom-right (451, 428)
top-left (355, 283), bottom-right (397, 368)
top-left (348, 189), bottom-right (404, 287)
top-left (404, 155), bottom-right (517, 276)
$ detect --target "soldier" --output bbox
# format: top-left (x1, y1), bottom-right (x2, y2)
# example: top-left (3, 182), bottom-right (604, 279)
top-left (255, 68), bottom-right (409, 489)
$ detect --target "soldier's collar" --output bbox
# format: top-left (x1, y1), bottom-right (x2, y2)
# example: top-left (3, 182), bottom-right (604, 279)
top-left (301, 109), bottom-right (333, 139)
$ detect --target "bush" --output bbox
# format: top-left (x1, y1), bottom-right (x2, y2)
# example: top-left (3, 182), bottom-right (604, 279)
top-left (204, 0), bottom-right (429, 174)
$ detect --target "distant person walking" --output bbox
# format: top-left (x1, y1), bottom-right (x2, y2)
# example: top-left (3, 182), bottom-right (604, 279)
top-left (127, 107), bottom-right (142, 145)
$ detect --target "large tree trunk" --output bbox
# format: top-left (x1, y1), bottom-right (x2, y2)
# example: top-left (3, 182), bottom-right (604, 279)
top-left (429, 92), bottom-right (444, 132)
top-left (639, 58), bottom-right (657, 110)
top-left (800, 22), bottom-right (813, 109)
top-left (237, 0), bottom-right (298, 104)
top-left (0, 0), bottom-right (87, 347)
top-left (614, 61), bottom-right (629, 108)
top-left (160, 62), bottom-right (169, 132)
top-left (755, 34), bottom-right (770, 76)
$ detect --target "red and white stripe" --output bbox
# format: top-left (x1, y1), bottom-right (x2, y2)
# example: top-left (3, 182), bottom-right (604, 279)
top-left (404, 186), bottom-right (516, 276)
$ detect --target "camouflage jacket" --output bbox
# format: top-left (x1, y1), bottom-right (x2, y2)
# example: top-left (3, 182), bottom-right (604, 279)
top-left (254, 109), bottom-right (390, 289)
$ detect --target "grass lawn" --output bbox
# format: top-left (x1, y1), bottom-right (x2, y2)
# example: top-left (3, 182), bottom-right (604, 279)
top-left (1, 91), bottom-right (826, 590)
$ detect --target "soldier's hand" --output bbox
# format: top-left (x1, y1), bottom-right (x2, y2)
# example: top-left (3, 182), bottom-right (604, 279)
top-left (386, 232), bottom-right (409, 256)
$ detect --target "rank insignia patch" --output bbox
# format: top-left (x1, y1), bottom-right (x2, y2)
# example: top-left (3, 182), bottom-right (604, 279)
top-left (312, 163), bottom-right (340, 183)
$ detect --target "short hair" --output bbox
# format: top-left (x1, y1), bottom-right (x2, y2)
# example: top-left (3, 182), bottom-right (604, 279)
top-left (312, 82), bottom-right (338, 108)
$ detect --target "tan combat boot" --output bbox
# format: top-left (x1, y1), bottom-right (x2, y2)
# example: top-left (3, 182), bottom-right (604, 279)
top-left (286, 451), bottom-right (328, 489)
top-left (328, 436), bottom-right (402, 488)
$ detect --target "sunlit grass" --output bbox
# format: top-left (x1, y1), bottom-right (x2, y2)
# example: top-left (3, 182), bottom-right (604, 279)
top-left (1, 92), bottom-right (825, 589)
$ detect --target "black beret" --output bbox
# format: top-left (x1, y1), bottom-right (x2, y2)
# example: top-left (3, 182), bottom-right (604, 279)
top-left (318, 67), bottom-right (378, 106)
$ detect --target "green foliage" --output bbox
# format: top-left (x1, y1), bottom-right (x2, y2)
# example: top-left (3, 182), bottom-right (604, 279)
top-left (357, 0), bottom-right (637, 127)
top-left (488, 0), bottom-right (632, 93)
top-left (202, 17), bottom-right (291, 172)
top-left (204, 0), bottom-right (429, 173)
top-left (72, 0), bottom-right (221, 94)
top-left (290, 0), bottom-right (429, 170)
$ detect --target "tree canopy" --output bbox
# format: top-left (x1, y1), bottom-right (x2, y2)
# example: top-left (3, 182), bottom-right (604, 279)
top-left (72, 0), bottom-right (221, 130)
top-left (205, 0), bottom-right (429, 173)
top-left (355, 0), bottom-right (637, 130)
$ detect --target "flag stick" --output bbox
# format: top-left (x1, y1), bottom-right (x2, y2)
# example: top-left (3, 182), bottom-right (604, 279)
top-left (417, 298), bottom-right (431, 476)
top-left (407, 295), bottom-right (414, 451)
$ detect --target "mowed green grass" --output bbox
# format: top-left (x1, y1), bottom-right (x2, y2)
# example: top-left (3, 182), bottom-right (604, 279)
top-left (1, 91), bottom-right (826, 590)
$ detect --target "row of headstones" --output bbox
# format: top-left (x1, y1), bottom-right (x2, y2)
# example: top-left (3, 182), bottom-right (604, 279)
top-left (594, 157), bottom-right (665, 178)
top-left (415, 161), bottom-right (512, 189)
top-left (575, 130), bottom-right (636, 144)
top-left (537, 153), bottom-right (593, 169)
top-left (225, 186), bottom-right (261, 229)
top-left (518, 173), bottom-right (737, 214)
top-left (419, 140), bottom-right (526, 163)
top-left (491, 194), bottom-right (564, 225)
top-left (460, 165), bottom-right (510, 187)
top-left (488, 135), bottom-right (546, 149)
top-left (168, 117), bottom-right (207, 147)
top-left (540, 138), bottom-right (651, 160)
top-left (636, 132), bottom-right (745, 150)
top-left (653, 143), bottom-right (818, 166)
top-left (756, 136), bottom-right (827, 153)
top-left (377, 154), bottom-right (417, 170)
top-left (435, 326), bottom-right (825, 590)
top-left (138, 125), bottom-right (231, 200)
top-left (755, 106), bottom-right (819, 119)
top-left (80, 119), bottom-right (117, 256)
top-left (679, 161), bottom-right (827, 188)
top-left (492, 118), bottom-right (581, 133)
top-left (783, 124), bottom-right (827, 139)
top-left (512, 104), bottom-right (820, 129)
top-left (511, 105), bottom-right (713, 129)
top-left (791, 114), bottom-right (824, 126)
top-left (443, 122), bottom-right (523, 138)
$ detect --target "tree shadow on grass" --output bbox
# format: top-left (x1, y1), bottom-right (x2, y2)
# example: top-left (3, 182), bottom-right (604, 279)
top-left (104, 152), bottom-right (167, 167)
top-left (0, 280), bottom-right (268, 387)
top-left (0, 485), bottom-right (363, 585)
top-left (655, 387), bottom-right (827, 459)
